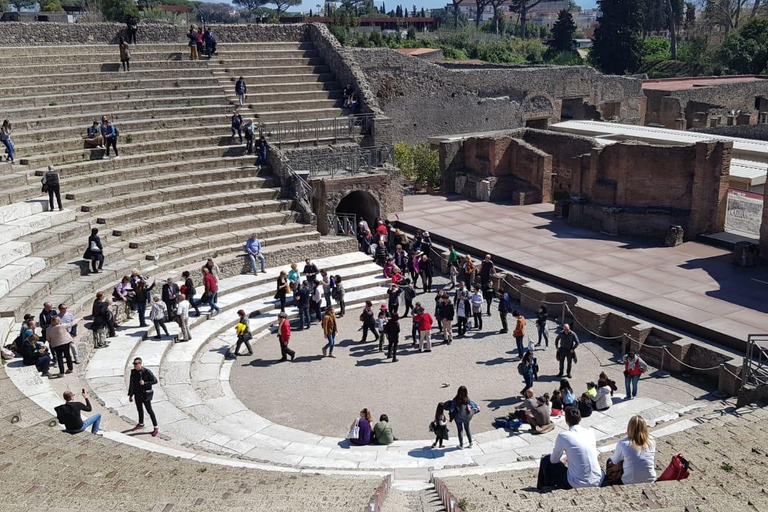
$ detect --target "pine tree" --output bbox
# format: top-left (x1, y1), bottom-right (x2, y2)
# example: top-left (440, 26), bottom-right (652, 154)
top-left (395, 4), bottom-right (402, 16)
top-left (549, 9), bottom-right (576, 52)
top-left (420, 6), bottom-right (425, 16)
top-left (592, 0), bottom-right (644, 74)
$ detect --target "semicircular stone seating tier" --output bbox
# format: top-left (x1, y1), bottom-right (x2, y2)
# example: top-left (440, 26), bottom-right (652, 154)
top-left (0, 39), bottom-right (353, 340)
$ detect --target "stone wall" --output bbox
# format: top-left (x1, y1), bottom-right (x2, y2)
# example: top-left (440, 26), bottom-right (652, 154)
top-left (0, 22), bottom-right (307, 46)
top-left (521, 130), bottom-right (597, 197)
top-left (696, 123), bottom-right (768, 141)
top-left (351, 47), bottom-right (646, 142)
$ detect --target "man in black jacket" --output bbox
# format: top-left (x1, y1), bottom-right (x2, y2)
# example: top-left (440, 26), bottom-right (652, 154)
top-left (128, 357), bottom-right (159, 437)
top-left (39, 302), bottom-right (55, 343)
top-left (555, 323), bottom-right (580, 378)
top-left (56, 390), bottom-right (101, 434)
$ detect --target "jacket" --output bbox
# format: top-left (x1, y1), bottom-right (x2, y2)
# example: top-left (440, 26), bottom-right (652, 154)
top-left (128, 367), bottom-right (157, 401)
top-left (183, 277), bottom-right (196, 297)
top-left (20, 340), bottom-right (44, 366)
top-left (437, 302), bottom-right (454, 321)
top-left (322, 314), bottom-right (337, 337)
top-left (235, 80), bottom-right (247, 94)
top-left (279, 319), bottom-right (291, 343)
top-left (149, 301), bottom-right (167, 321)
top-left (513, 316), bottom-right (526, 337)
top-left (416, 312), bottom-right (433, 331)
top-left (46, 325), bottom-right (73, 348)
top-left (498, 293), bottom-right (511, 313)
top-left (384, 318), bottom-right (400, 342)
top-left (625, 356), bottom-right (647, 376)
top-left (203, 273), bottom-right (218, 294)
top-left (83, 234), bottom-right (103, 259)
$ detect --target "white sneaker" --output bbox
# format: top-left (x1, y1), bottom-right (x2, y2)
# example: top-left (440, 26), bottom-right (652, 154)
top-left (102, 155), bottom-right (109, 160)
top-left (113, 156), bottom-right (120, 159)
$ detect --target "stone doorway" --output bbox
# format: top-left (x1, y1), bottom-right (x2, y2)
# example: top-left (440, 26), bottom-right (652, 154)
top-left (335, 190), bottom-right (380, 232)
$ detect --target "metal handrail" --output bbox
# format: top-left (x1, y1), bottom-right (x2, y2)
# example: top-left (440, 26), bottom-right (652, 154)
top-left (327, 212), bottom-right (357, 236)
top-left (305, 144), bottom-right (395, 179)
top-left (261, 114), bottom-right (373, 147)
top-left (743, 334), bottom-right (768, 387)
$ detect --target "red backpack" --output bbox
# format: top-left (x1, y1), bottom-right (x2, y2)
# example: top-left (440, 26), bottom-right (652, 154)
top-left (657, 454), bottom-right (690, 481)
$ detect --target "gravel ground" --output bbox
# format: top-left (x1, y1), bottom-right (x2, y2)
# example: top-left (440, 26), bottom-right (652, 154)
top-left (230, 274), bottom-right (717, 440)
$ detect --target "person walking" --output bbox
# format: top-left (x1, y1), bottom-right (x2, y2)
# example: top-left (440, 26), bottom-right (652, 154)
top-left (42, 165), bottom-right (62, 211)
top-left (622, 351), bottom-right (647, 400)
top-left (149, 296), bottom-right (169, 340)
top-left (134, 279), bottom-right (154, 327)
top-left (470, 287), bottom-right (483, 331)
top-left (277, 312), bottom-right (295, 361)
top-left (180, 271), bottom-right (200, 317)
top-left (1, 119), bottom-right (14, 164)
top-left (456, 292), bottom-right (471, 338)
top-left (245, 233), bottom-right (266, 274)
top-left (234, 310), bottom-right (253, 356)
top-left (332, 275), bottom-right (347, 317)
top-left (119, 36), bottom-right (131, 71)
top-left (202, 267), bottom-right (220, 316)
top-left (321, 306), bottom-right (337, 357)
top-left (46, 317), bottom-right (74, 377)
top-left (83, 228), bottom-right (104, 274)
top-left (536, 305), bottom-right (549, 348)
top-left (275, 270), bottom-right (289, 313)
top-left (128, 357), bottom-right (159, 437)
top-left (431, 403), bottom-right (449, 449)
top-left (437, 297), bottom-right (454, 345)
top-left (176, 294), bottom-right (191, 342)
top-left (231, 111), bottom-right (244, 144)
top-left (513, 310), bottom-right (527, 358)
top-left (359, 301), bottom-right (378, 343)
top-left (415, 307), bottom-right (434, 352)
top-left (235, 76), bottom-right (247, 107)
top-left (446, 386), bottom-right (479, 449)
top-left (384, 313), bottom-right (400, 361)
top-left (498, 289), bottom-right (511, 333)
top-left (555, 324), bottom-right (579, 378)
top-left (519, 350), bottom-right (535, 395)
top-left (56, 390), bottom-right (101, 435)
top-left (102, 119), bottom-right (119, 159)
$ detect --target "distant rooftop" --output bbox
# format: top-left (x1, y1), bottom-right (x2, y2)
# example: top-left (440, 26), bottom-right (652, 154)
top-left (642, 75), bottom-right (768, 92)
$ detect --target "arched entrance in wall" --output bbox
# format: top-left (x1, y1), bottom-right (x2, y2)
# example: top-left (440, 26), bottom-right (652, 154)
top-left (334, 190), bottom-right (380, 235)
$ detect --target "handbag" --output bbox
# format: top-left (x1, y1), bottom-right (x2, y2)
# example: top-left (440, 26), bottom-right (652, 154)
top-left (41, 184), bottom-right (48, 193)
top-left (89, 240), bottom-right (101, 252)
top-left (604, 460), bottom-right (624, 486)
top-left (657, 454), bottom-right (690, 481)
top-left (347, 418), bottom-right (360, 440)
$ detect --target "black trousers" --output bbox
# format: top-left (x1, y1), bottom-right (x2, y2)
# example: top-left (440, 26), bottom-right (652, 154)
top-left (52, 343), bottom-right (73, 373)
top-left (404, 299), bottom-right (413, 317)
top-left (279, 340), bottom-right (295, 361)
top-left (362, 322), bottom-right (378, 342)
top-left (457, 316), bottom-right (468, 337)
top-left (537, 455), bottom-right (572, 490)
top-left (136, 399), bottom-right (158, 427)
top-left (473, 312), bottom-right (483, 330)
top-left (105, 136), bottom-right (118, 157)
top-left (388, 338), bottom-right (399, 359)
top-left (338, 298), bottom-right (346, 316)
top-left (500, 312), bottom-right (508, 332)
top-left (48, 185), bottom-right (62, 210)
top-left (420, 272), bottom-right (432, 292)
top-left (559, 351), bottom-right (575, 375)
top-left (128, 29), bottom-right (137, 44)
top-left (188, 294), bottom-right (201, 315)
top-left (235, 335), bottom-right (253, 355)
top-left (90, 253), bottom-right (104, 272)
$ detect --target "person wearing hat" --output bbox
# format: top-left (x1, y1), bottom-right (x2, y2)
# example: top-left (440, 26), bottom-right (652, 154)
top-left (420, 231), bottom-right (433, 256)
top-left (42, 165), bottom-right (62, 211)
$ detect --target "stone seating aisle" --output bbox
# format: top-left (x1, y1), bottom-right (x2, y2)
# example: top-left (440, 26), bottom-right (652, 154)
top-left (435, 403), bottom-right (768, 512)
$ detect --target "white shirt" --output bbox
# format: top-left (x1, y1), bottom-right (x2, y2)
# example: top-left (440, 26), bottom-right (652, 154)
top-left (610, 438), bottom-right (657, 484)
top-left (550, 425), bottom-right (603, 488)
top-left (177, 300), bottom-right (190, 320)
top-left (594, 386), bottom-right (612, 410)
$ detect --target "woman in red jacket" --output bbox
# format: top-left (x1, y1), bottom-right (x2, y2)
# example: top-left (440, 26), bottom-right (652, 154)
top-left (203, 267), bottom-right (221, 316)
top-left (624, 351), bottom-right (647, 400)
top-left (277, 312), bottom-right (295, 361)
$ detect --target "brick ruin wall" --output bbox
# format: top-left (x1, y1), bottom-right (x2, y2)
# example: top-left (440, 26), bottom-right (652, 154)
top-left (349, 48), bottom-right (646, 143)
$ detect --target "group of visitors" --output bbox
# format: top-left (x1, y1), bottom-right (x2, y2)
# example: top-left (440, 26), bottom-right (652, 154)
top-left (82, 115), bottom-right (120, 158)
top-left (230, 111), bottom-right (268, 162)
top-left (187, 25), bottom-right (217, 60)
top-left (13, 302), bottom-right (80, 379)
top-left (347, 408), bottom-right (395, 445)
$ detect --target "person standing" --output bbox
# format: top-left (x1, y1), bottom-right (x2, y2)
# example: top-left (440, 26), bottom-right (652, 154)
top-left (321, 306), bottom-right (337, 357)
top-left (277, 312), bottom-right (295, 361)
top-left (622, 351), bottom-right (647, 400)
top-left (176, 294), bottom-right (191, 342)
top-left (320, 269), bottom-right (332, 308)
top-left (245, 233), bottom-right (266, 274)
top-left (187, 26), bottom-right (198, 60)
top-left (311, 280), bottom-right (324, 323)
top-left (83, 228), bottom-right (104, 274)
top-left (149, 296), bottom-right (169, 340)
top-left (513, 310), bottom-right (527, 358)
top-left (39, 301), bottom-right (55, 344)
top-left (161, 278), bottom-right (179, 322)
top-left (483, 283), bottom-right (494, 316)
top-left (235, 76), bottom-right (247, 107)
top-left (180, 271), bottom-right (200, 317)
top-left (46, 317), bottom-right (74, 377)
top-left (537, 407), bottom-right (602, 490)
top-left (203, 267), bottom-right (220, 316)
top-left (118, 36), bottom-right (131, 72)
top-left (333, 274), bottom-right (346, 317)
top-left (498, 289), bottom-right (511, 333)
top-left (456, 293), bottom-right (471, 338)
top-left (1, 119), bottom-right (14, 164)
top-left (359, 301), bottom-right (378, 343)
top-left (275, 270), bottom-right (289, 313)
top-left (431, 403), bottom-right (448, 449)
top-left (446, 386), bottom-right (479, 449)
top-left (536, 305), bottom-right (549, 348)
top-left (56, 303), bottom-right (80, 364)
top-left (419, 253), bottom-right (434, 293)
top-left (447, 245), bottom-right (460, 290)
top-left (102, 119), bottom-right (119, 159)
top-left (56, 390), bottom-right (101, 434)
top-left (134, 279), bottom-right (154, 327)
top-left (555, 323), bottom-right (579, 378)
top-left (462, 255), bottom-right (475, 289)
top-left (478, 254), bottom-right (497, 291)
top-left (415, 307), bottom-right (434, 352)
top-left (126, 16), bottom-right (138, 44)
top-left (254, 134), bottom-right (268, 165)
top-left (470, 288), bottom-right (484, 331)
top-left (387, 283), bottom-right (401, 315)
top-left (42, 165), bottom-right (62, 211)
top-left (295, 281), bottom-right (311, 330)
top-left (384, 313), bottom-right (400, 361)
top-left (438, 297), bottom-right (454, 345)
top-left (128, 357), bottom-right (159, 437)
top-left (234, 310), bottom-right (253, 356)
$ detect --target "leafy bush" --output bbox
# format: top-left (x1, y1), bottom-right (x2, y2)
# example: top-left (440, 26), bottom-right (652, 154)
top-left (395, 142), bottom-right (440, 188)
top-left (641, 37), bottom-right (671, 61)
top-left (547, 50), bottom-right (583, 66)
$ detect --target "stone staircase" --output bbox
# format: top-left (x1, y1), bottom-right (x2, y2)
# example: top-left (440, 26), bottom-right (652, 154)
top-left (0, 38), bottom-right (361, 338)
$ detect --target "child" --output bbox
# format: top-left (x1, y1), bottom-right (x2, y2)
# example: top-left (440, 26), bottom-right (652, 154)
top-left (577, 393), bottom-right (594, 418)
top-left (430, 402), bottom-right (449, 449)
top-left (376, 310), bottom-right (388, 352)
top-left (551, 390), bottom-right (564, 417)
top-left (586, 382), bottom-right (598, 401)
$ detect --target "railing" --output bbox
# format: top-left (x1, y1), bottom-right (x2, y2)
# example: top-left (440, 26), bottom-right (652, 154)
top-left (306, 144), bottom-right (395, 179)
top-left (261, 114), bottom-right (373, 147)
top-left (743, 334), bottom-right (768, 387)
top-left (432, 477), bottom-right (459, 512)
top-left (327, 213), bottom-right (357, 236)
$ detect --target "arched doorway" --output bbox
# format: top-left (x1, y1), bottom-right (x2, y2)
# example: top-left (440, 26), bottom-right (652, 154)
top-left (335, 190), bottom-right (380, 234)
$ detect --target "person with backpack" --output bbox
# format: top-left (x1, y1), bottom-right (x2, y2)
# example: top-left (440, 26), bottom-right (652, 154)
top-left (128, 357), bottom-right (159, 437)
top-left (102, 119), bottom-right (119, 159)
top-left (235, 76), bottom-right (247, 107)
top-left (445, 386), bottom-right (479, 449)
top-left (56, 389), bottom-right (101, 434)
top-left (244, 119), bottom-right (255, 155)
top-left (321, 306), bottom-right (338, 357)
top-left (149, 296), bottom-right (169, 340)
top-left (254, 134), bottom-right (268, 165)
top-left (42, 165), bottom-right (62, 211)
top-left (498, 289), bottom-right (511, 333)
top-left (623, 351), bottom-right (648, 400)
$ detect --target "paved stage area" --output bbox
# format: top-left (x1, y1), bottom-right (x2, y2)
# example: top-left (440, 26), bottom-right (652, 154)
top-left (396, 194), bottom-right (768, 350)
top-left (230, 277), bottom-right (715, 441)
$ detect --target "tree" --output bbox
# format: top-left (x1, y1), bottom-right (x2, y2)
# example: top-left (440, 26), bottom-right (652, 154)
top-left (509, 0), bottom-right (555, 39)
top-left (196, 2), bottom-right (239, 23)
top-left (684, 1), bottom-right (696, 26)
top-left (488, 0), bottom-right (506, 33)
top-left (703, 0), bottom-right (750, 34)
top-left (41, 0), bottom-right (63, 10)
top-left (592, 0), bottom-right (644, 74)
top-left (9, 0), bottom-right (35, 11)
top-left (549, 9), bottom-right (576, 52)
top-left (715, 17), bottom-right (768, 73)
top-left (232, 0), bottom-right (266, 19)
top-left (395, 3), bottom-right (401, 16)
top-left (420, 6), bottom-right (425, 16)
top-left (266, 0), bottom-right (300, 16)
top-left (450, 0), bottom-right (463, 27)
top-left (98, 0), bottom-right (138, 21)
top-left (474, 0), bottom-right (491, 27)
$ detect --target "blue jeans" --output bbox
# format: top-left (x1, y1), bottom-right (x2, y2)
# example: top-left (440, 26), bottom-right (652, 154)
top-left (515, 336), bottom-right (525, 357)
top-left (299, 305), bottom-right (310, 329)
top-left (625, 374), bottom-right (640, 398)
top-left (248, 252), bottom-right (266, 272)
top-left (2, 139), bottom-right (14, 162)
top-left (524, 372), bottom-right (534, 391)
top-left (323, 333), bottom-right (336, 353)
top-left (78, 413), bottom-right (102, 434)
top-left (455, 418), bottom-right (472, 447)
top-left (537, 324), bottom-right (548, 346)
top-left (257, 147), bottom-right (267, 165)
top-left (208, 291), bottom-right (220, 313)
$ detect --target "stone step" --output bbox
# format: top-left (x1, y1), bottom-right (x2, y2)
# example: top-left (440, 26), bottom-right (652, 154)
top-left (0, 67), bottom-right (220, 87)
top-left (215, 57), bottom-right (325, 68)
top-left (239, 89), bottom-right (344, 104)
top-left (0, 59), bottom-right (215, 76)
top-left (0, 199), bottom-right (49, 224)
top-left (256, 107), bottom-right (345, 122)
top-left (0, 208), bottom-right (76, 258)
top-left (117, 202), bottom-right (295, 245)
top-left (0, 42), bottom-right (314, 56)
top-left (222, 64), bottom-right (331, 76)
top-left (242, 72), bottom-right (336, 85)
top-left (227, 80), bottom-right (341, 95)
top-left (0, 76), bottom-right (223, 100)
top-left (247, 98), bottom-right (342, 113)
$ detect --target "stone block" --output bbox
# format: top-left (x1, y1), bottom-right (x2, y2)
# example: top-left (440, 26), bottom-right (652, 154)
top-left (664, 225), bottom-right (684, 247)
top-left (732, 241), bottom-right (760, 267)
top-left (512, 190), bottom-right (537, 205)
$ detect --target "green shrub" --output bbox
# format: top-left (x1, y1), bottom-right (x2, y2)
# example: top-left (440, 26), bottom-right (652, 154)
top-left (395, 142), bottom-right (440, 188)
